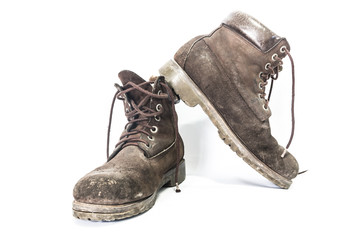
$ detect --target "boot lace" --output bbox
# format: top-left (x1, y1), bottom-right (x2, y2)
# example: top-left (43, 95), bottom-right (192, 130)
top-left (106, 78), bottom-right (182, 192)
top-left (259, 46), bottom-right (296, 158)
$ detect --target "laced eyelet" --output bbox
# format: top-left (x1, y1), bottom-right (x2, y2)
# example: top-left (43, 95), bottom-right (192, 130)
top-left (259, 82), bottom-right (263, 90)
top-left (147, 135), bottom-right (154, 141)
top-left (259, 72), bottom-right (264, 78)
top-left (150, 126), bottom-right (158, 134)
top-left (258, 93), bottom-right (264, 100)
top-left (156, 104), bottom-right (162, 112)
top-left (280, 46), bottom-right (287, 53)
top-left (154, 115), bottom-right (161, 121)
top-left (272, 54), bottom-right (278, 61)
top-left (157, 90), bottom-right (162, 95)
top-left (145, 143), bottom-right (150, 148)
top-left (125, 108), bottom-right (129, 113)
top-left (263, 104), bottom-right (269, 111)
top-left (265, 63), bottom-right (271, 70)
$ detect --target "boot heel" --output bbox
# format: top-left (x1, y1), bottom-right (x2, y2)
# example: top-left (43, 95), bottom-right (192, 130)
top-left (159, 59), bottom-right (201, 107)
top-left (164, 159), bottom-right (186, 187)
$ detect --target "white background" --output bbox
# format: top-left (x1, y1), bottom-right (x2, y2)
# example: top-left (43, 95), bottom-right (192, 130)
top-left (1, 0), bottom-right (359, 239)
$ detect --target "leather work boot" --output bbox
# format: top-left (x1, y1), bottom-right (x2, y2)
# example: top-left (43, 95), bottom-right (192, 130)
top-left (159, 11), bottom-right (299, 189)
top-left (73, 70), bottom-right (185, 221)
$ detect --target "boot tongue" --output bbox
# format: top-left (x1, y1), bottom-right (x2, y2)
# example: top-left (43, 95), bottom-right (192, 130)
top-left (118, 70), bottom-right (152, 141)
top-left (118, 70), bottom-right (152, 103)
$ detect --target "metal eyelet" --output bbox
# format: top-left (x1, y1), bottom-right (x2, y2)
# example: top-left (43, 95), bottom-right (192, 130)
top-left (154, 115), bottom-right (161, 121)
top-left (271, 54), bottom-right (278, 61)
top-left (156, 104), bottom-right (162, 112)
top-left (259, 82), bottom-right (263, 90)
top-left (259, 72), bottom-right (264, 78)
top-left (145, 143), bottom-right (150, 148)
top-left (263, 104), bottom-right (269, 111)
top-left (157, 90), bottom-right (162, 95)
top-left (258, 93), bottom-right (264, 100)
top-left (147, 135), bottom-right (154, 141)
top-left (265, 63), bottom-right (271, 70)
top-left (280, 46), bottom-right (287, 53)
top-left (150, 126), bottom-right (158, 134)
top-left (125, 108), bottom-right (129, 113)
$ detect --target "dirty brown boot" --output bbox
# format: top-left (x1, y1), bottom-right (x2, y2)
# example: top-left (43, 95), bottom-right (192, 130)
top-left (73, 70), bottom-right (185, 221)
top-left (159, 11), bottom-right (298, 189)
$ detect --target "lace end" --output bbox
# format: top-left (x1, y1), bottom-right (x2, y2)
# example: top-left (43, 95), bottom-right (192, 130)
top-left (175, 182), bottom-right (181, 193)
top-left (281, 149), bottom-right (287, 158)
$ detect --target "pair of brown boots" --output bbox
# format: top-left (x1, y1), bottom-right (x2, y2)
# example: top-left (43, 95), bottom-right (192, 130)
top-left (73, 11), bottom-right (300, 221)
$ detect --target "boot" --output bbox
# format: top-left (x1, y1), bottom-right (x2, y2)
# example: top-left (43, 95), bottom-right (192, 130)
top-left (159, 11), bottom-right (298, 189)
top-left (73, 70), bottom-right (185, 221)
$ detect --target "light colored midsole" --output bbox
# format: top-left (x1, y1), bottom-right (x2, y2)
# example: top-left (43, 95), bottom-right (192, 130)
top-left (73, 193), bottom-right (155, 214)
top-left (159, 59), bottom-right (291, 189)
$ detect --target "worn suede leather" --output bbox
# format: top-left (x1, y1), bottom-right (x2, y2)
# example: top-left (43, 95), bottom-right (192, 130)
top-left (73, 71), bottom-right (184, 205)
top-left (174, 12), bottom-right (298, 179)
top-left (222, 11), bottom-right (282, 52)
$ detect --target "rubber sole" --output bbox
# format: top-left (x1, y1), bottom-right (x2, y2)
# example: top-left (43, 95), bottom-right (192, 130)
top-left (159, 59), bottom-right (292, 189)
top-left (73, 159), bottom-right (186, 221)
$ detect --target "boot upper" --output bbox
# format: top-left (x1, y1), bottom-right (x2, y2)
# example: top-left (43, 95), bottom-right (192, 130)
top-left (174, 12), bottom-right (298, 180)
top-left (73, 71), bottom-right (184, 205)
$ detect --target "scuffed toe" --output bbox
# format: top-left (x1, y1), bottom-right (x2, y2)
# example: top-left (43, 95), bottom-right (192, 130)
top-left (279, 151), bottom-right (299, 180)
top-left (73, 170), bottom-right (154, 205)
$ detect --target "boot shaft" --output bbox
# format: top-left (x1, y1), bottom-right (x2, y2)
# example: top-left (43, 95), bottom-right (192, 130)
top-left (108, 71), bottom-right (183, 162)
top-left (175, 12), bottom-right (290, 122)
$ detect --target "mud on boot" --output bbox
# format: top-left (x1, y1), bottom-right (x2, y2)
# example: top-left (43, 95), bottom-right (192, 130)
top-left (159, 11), bottom-right (299, 189)
top-left (73, 71), bottom-right (185, 221)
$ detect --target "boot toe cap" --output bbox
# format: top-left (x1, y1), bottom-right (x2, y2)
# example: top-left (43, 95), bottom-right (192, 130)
top-left (279, 151), bottom-right (299, 180)
top-left (73, 171), bottom-right (154, 205)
